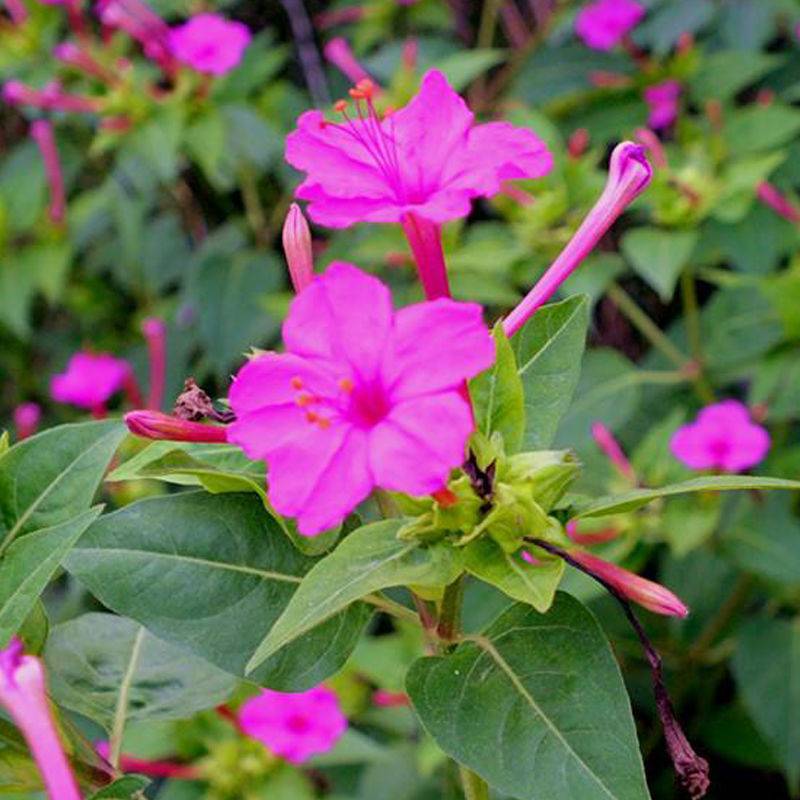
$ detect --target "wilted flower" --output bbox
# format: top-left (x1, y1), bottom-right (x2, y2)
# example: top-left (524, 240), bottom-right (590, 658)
top-left (238, 686), bottom-right (347, 764)
top-left (670, 400), bottom-right (770, 473)
top-left (575, 0), bottom-right (645, 50)
top-left (0, 638), bottom-right (81, 800)
top-left (503, 141), bottom-right (652, 336)
top-left (644, 80), bottom-right (681, 130)
top-left (168, 13), bottom-right (251, 75)
top-left (51, 351), bottom-right (133, 414)
top-left (227, 262), bottom-right (494, 534)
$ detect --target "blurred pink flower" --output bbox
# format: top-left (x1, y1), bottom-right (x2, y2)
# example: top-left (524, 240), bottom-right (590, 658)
top-left (575, 0), bottom-right (645, 50)
top-left (0, 638), bottom-right (81, 800)
top-left (2, 80), bottom-right (101, 113)
top-left (592, 421), bottom-right (635, 482)
top-left (644, 80), bottom-right (681, 130)
top-left (670, 400), bottom-right (770, 473)
top-left (238, 686), bottom-right (347, 764)
top-left (51, 351), bottom-right (132, 414)
top-left (324, 37), bottom-right (373, 86)
top-left (286, 69), bottom-right (552, 229)
top-left (13, 403), bottom-right (41, 440)
top-left (569, 551), bottom-right (689, 617)
top-left (168, 13), bottom-right (251, 75)
top-left (227, 262), bottom-right (494, 534)
top-left (373, 689), bottom-right (410, 707)
top-left (97, 0), bottom-right (172, 69)
top-left (30, 120), bottom-right (65, 225)
top-left (757, 181), bottom-right (800, 225)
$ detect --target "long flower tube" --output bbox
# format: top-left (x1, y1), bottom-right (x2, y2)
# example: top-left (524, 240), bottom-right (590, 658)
top-left (503, 142), bottom-right (652, 337)
top-left (141, 317), bottom-right (166, 410)
top-left (0, 638), bottom-right (81, 800)
top-left (30, 120), bottom-right (66, 225)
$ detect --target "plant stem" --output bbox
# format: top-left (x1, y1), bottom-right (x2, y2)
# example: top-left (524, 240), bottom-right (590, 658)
top-left (109, 626), bottom-right (145, 769)
top-left (363, 593), bottom-right (418, 624)
top-left (239, 170), bottom-right (269, 248)
top-left (607, 282), bottom-right (689, 370)
top-left (437, 574), bottom-right (465, 643)
top-left (680, 272), bottom-right (715, 404)
top-left (459, 764), bottom-right (490, 800)
top-left (278, 0), bottom-right (330, 108)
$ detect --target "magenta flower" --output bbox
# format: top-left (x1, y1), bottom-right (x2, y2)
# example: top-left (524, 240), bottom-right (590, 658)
top-left (0, 638), bottom-right (81, 800)
top-left (51, 351), bottom-right (133, 415)
top-left (503, 141), bottom-right (652, 337)
top-left (168, 13), bottom-right (251, 76)
top-left (238, 686), bottom-right (347, 764)
top-left (670, 400), bottom-right (770, 473)
top-left (286, 70), bottom-right (551, 228)
top-left (13, 403), bottom-right (41, 441)
top-left (575, 0), bottom-right (645, 50)
top-left (227, 262), bottom-right (494, 534)
top-left (644, 80), bottom-right (681, 130)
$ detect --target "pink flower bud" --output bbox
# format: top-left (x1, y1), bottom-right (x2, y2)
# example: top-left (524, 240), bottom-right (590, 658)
top-left (401, 38), bottom-right (418, 71)
top-left (323, 37), bottom-right (373, 86)
top-left (30, 120), bottom-right (66, 225)
top-left (591, 421), bottom-right (635, 482)
top-left (282, 204), bottom-right (314, 292)
top-left (13, 403), bottom-right (41, 441)
top-left (0, 638), bottom-right (81, 800)
top-left (125, 410), bottom-right (228, 443)
top-left (568, 551), bottom-right (688, 617)
top-left (634, 127), bottom-right (667, 169)
top-left (4, 0), bottom-right (28, 25)
top-left (503, 141), bottom-right (652, 336)
top-left (373, 689), bottom-right (410, 707)
top-left (757, 182), bottom-right (800, 225)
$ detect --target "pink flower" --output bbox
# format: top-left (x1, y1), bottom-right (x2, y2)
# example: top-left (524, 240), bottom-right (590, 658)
top-left (568, 551), bottom-right (688, 617)
top-left (670, 400), bottom-right (770, 473)
top-left (644, 80), bottom-right (681, 130)
top-left (51, 351), bottom-right (132, 413)
top-left (125, 410), bottom-right (228, 443)
top-left (227, 262), bottom-right (494, 534)
top-left (13, 403), bottom-right (41, 440)
top-left (503, 141), bottom-right (652, 337)
top-left (238, 686), bottom-right (347, 764)
top-left (0, 638), bottom-right (81, 800)
top-left (575, 0), bottom-right (645, 50)
top-left (286, 70), bottom-right (552, 229)
top-left (591, 421), bottom-right (635, 482)
top-left (97, 0), bottom-right (172, 69)
top-left (168, 13), bottom-right (251, 76)
top-left (757, 182), bottom-right (800, 225)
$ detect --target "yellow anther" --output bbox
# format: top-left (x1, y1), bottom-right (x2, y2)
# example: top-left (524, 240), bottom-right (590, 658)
top-left (290, 376), bottom-right (304, 390)
top-left (338, 377), bottom-right (354, 393)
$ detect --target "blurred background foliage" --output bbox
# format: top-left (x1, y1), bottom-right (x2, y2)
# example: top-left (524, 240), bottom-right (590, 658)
top-left (3, 0), bottom-right (800, 797)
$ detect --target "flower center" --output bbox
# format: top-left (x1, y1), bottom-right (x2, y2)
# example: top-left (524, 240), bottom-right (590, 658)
top-left (285, 714), bottom-right (311, 735)
top-left (345, 380), bottom-right (390, 429)
top-left (708, 437), bottom-right (731, 463)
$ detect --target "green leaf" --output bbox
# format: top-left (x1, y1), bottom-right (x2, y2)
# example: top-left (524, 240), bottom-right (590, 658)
top-left (63, 492), bottom-right (370, 690)
top-left (87, 775), bottom-right (150, 799)
top-left (621, 228), bottom-right (698, 302)
top-left (574, 476), bottom-right (800, 519)
top-left (690, 51), bottom-right (781, 103)
top-left (724, 104), bottom-right (800, 157)
top-left (463, 538), bottom-right (563, 613)
top-left (46, 613), bottom-right (236, 731)
top-left (0, 506), bottom-right (102, 647)
top-left (0, 420), bottom-right (125, 547)
top-left (470, 324), bottom-right (525, 452)
top-left (406, 594), bottom-right (650, 800)
top-left (733, 616), bottom-right (800, 791)
top-left (247, 519), bottom-right (461, 673)
top-left (512, 295), bottom-right (590, 450)
top-left (433, 49), bottom-right (505, 91)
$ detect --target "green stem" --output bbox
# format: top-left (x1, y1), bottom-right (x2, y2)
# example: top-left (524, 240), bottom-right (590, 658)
top-left (459, 765), bottom-right (490, 800)
top-left (437, 574), bottom-right (465, 643)
top-left (239, 170), bottom-right (268, 248)
top-left (680, 272), bottom-right (715, 404)
top-left (108, 626), bottom-right (145, 769)
top-left (363, 593), bottom-right (419, 624)
top-left (476, 0), bottom-right (502, 49)
top-left (607, 282), bottom-right (689, 370)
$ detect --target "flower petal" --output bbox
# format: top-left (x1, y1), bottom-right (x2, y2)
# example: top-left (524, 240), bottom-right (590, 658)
top-left (369, 391), bottom-right (472, 495)
top-left (283, 262), bottom-right (394, 379)
top-left (383, 299), bottom-right (495, 400)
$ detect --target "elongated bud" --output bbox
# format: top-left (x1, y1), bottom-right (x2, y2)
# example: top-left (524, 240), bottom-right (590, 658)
top-left (96, 741), bottom-right (201, 779)
top-left (141, 317), bottom-right (167, 410)
top-left (634, 127), bottom-right (667, 169)
top-left (503, 141), bottom-right (652, 337)
top-left (125, 410), bottom-right (228, 443)
top-left (568, 551), bottom-right (688, 618)
top-left (13, 403), bottom-right (41, 441)
top-left (757, 182), bottom-right (800, 225)
top-left (373, 689), bottom-right (410, 707)
top-left (591, 421), bottom-right (635, 482)
top-left (0, 638), bottom-right (81, 800)
top-left (30, 121), bottom-right (65, 225)
top-left (283, 204), bottom-right (314, 292)
top-left (323, 37), bottom-right (373, 86)
top-left (401, 37), bottom-right (418, 71)
top-left (3, 80), bottom-right (102, 113)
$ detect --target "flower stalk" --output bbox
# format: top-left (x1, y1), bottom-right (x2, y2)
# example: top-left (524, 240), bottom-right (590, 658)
top-left (401, 213), bottom-right (452, 300)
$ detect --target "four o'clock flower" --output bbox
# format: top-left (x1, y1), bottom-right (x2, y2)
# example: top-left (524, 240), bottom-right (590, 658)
top-left (575, 0), bottom-right (645, 51)
top-left (503, 141), bottom-right (652, 337)
top-left (670, 400), bottom-right (770, 473)
top-left (283, 203), bottom-right (315, 292)
top-left (125, 409), bottom-right (229, 442)
top-left (0, 638), bottom-right (82, 800)
top-left (227, 262), bottom-right (494, 534)
top-left (644, 80), bottom-right (681, 130)
top-left (167, 13), bottom-right (251, 76)
top-left (51, 351), bottom-right (136, 416)
top-left (285, 70), bottom-right (552, 299)
top-left (238, 686), bottom-right (347, 764)
top-left (30, 120), bottom-right (66, 225)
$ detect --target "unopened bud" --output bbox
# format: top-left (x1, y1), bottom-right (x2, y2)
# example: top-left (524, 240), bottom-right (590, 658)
top-left (282, 204), bottom-right (314, 292)
top-left (125, 410), bottom-right (228, 443)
